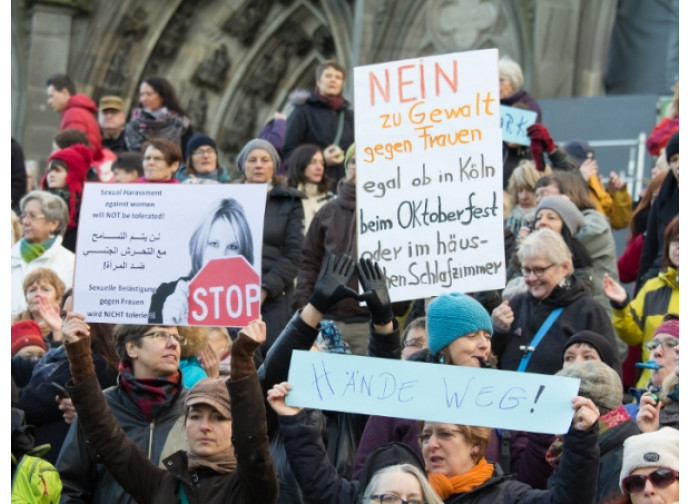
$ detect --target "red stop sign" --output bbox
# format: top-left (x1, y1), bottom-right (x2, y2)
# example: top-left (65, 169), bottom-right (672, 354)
top-left (187, 256), bottom-right (261, 327)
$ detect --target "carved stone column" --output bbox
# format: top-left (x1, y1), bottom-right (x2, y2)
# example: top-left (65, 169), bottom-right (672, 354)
top-left (20, 3), bottom-right (78, 169)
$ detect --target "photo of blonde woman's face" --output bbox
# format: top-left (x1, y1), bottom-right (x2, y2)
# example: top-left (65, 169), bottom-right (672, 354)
top-left (202, 218), bottom-right (241, 266)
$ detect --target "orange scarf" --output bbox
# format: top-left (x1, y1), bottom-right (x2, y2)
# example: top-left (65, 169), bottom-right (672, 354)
top-left (427, 458), bottom-right (494, 500)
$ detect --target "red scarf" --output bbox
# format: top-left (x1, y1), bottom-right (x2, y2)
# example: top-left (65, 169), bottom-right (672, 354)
top-left (427, 458), bottom-right (494, 499)
top-left (118, 362), bottom-right (181, 420)
top-left (315, 89), bottom-right (345, 110)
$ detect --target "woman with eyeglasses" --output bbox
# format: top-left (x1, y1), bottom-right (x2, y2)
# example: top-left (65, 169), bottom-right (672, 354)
top-left (139, 138), bottom-right (183, 183)
top-left (490, 229), bottom-right (615, 489)
top-left (605, 427), bottom-right (679, 504)
top-left (176, 133), bottom-right (232, 184)
top-left (362, 464), bottom-right (443, 504)
top-left (11, 191), bottom-right (75, 316)
top-left (603, 217), bottom-right (679, 389)
top-left (418, 396), bottom-right (599, 503)
top-left (59, 316), bottom-right (279, 503)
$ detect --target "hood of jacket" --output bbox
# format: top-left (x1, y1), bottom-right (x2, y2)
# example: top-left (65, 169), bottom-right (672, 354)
top-left (64, 93), bottom-right (98, 114)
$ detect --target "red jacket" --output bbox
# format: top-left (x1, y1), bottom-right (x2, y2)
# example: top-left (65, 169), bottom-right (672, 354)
top-left (60, 94), bottom-right (103, 160)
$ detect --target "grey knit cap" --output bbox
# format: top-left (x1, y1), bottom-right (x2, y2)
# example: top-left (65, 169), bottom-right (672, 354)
top-left (236, 139), bottom-right (281, 175)
top-left (536, 196), bottom-right (585, 235)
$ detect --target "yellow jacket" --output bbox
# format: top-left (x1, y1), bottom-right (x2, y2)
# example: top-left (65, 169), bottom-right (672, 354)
top-left (587, 174), bottom-right (632, 230)
top-left (612, 267), bottom-right (679, 387)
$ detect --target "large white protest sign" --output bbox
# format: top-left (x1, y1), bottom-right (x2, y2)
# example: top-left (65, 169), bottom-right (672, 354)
top-left (286, 351), bottom-right (580, 434)
top-left (73, 183), bottom-right (266, 326)
top-left (354, 49), bottom-right (504, 302)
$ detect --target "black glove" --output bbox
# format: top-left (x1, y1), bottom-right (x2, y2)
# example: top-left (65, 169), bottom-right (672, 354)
top-left (355, 258), bottom-right (393, 325)
top-left (308, 254), bottom-right (359, 313)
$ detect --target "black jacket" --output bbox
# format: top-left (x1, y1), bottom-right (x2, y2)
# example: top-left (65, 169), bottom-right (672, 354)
top-left (492, 276), bottom-right (616, 376)
top-left (260, 183), bottom-right (305, 352)
top-left (284, 92), bottom-right (355, 186)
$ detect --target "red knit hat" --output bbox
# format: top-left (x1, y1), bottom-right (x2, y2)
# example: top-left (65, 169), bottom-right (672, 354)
top-left (11, 320), bottom-right (47, 357)
top-left (42, 144), bottom-right (92, 229)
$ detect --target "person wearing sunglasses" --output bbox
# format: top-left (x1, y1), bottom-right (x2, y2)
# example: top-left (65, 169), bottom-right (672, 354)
top-left (58, 315), bottom-right (278, 503)
top-left (613, 427), bottom-right (679, 504)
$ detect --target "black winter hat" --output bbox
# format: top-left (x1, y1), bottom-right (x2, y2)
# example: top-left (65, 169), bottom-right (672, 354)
top-left (355, 442), bottom-right (426, 501)
top-left (562, 330), bottom-right (621, 377)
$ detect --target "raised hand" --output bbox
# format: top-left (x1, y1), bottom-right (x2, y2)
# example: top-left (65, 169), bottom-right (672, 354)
top-left (491, 300), bottom-right (514, 331)
top-left (636, 392), bottom-right (662, 433)
top-left (571, 396), bottom-right (600, 430)
top-left (607, 171), bottom-right (626, 191)
top-left (57, 396), bottom-right (77, 424)
top-left (61, 313), bottom-right (90, 344)
top-left (267, 381), bottom-right (302, 416)
top-left (579, 158), bottom-right (598, 181)
top-left (355, 258), bottom-right (393, 325)
top-left (602, 273), bottom-right (627, 304)
top-left (239, 319), bottom-right (267, 345)
top-left (527, 124), bottom-right (556, 152)
top-left (308, 254), bottom-right (359, 313)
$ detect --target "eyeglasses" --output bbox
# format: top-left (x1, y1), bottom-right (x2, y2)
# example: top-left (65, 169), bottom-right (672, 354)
top-left (193, 147), bottom-right (216, 157)
top-left (141, 330), bottom-right (186, 346)
top-left (144, 156), bottom-right (167, 163)
top-left (645, 338), bottom-right (679, 352)
top-left (369, 494), bottom-right (425, 504)
top-left (418, 428), bottom-right (463, 443)
top-left (621, 468), bottom-right (679, 494)
top-left (521, 264), bottom-right (556, 278)
top-left (20, 212), bottom-right (47, 222)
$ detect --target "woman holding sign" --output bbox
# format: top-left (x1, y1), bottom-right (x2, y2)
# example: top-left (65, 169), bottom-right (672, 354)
top-left (148, 197), bottom-right (254, 324)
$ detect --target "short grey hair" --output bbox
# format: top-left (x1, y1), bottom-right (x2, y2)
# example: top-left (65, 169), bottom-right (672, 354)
top-left (498, 56), bottom-right (524, 91)
top-left (20, 190), bottom-right (69, 237)
top-left (518, 228), bottom-right (573, 275)
top-left (362, 463), bottom-right (443, 504)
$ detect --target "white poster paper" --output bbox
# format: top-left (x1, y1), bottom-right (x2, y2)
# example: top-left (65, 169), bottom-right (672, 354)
top-left (73, 183), bottom-right (266, 326)
top-left (354, 49), bottom-right (505, 302)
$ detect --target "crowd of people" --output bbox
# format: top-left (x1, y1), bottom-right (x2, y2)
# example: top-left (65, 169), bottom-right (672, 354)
top-left (10, 57), bottom-right (679, 503)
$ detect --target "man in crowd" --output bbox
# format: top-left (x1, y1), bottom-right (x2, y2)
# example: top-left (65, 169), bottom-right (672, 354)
top-left (46, 73), bottom-right (103, 162)
top-left (98, 96), bottom-right (128, 154)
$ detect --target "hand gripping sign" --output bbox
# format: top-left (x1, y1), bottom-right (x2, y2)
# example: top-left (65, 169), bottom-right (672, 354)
top-left (188, 256), bottom-right (262, 326)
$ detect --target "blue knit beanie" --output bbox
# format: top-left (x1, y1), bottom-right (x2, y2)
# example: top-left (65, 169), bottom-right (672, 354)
top-left (427, 293), bottom-right (493, 356)
top-left (185, 132), bottom-right (217, 159)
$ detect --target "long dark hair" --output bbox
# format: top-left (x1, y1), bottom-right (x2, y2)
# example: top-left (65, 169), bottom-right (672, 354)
top-left (662, 216), bottom-right (679, 268)
top-left (285, 144), bottom-right (331, 194)
top-left (141, 76), bottom-right (186, 115)
top-left (89, 323), bottom-right (120, 372)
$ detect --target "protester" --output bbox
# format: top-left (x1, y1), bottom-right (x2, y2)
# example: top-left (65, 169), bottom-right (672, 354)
top-left (11, 267), bottom-right (66, 341)
top-left (124, 75), bottom-right (192, 152)
top-left (11, 191), bottom-right (74, 315)
top-left (285, 143), bottom-right (335, 231)
top-left (41, 144), bottom-right (91, 252)
top-left (237, 138), bottom-right (304, 355)
top-left (60, 315), bottom-right (279, 503)
top-left (554, 361), bottom-right (639, 502)
top-left (362, 464), bottom-right (443, 504)
top-left (140, 138), bottom-right (183, 183)
top-left (561, 329), bottom-right (621, 376)
top-left (98, 95), bottom-right (128, 154)
top-left (603, 217), bottom-right (679, 388)
top-left (284, 60), bottom-right (354, 188)
top-left (636, 336), bottom-right (679, 433)
top-left (608, 427), bottom-right (679, 504)
top-left (11, 320), bottom-right (47, 361)
top-left (111, 151), bottom-right (143, 182)
top-left (177, 132), bottom-right (232, 184)
top-left (504, 160), bottom-right (551, 237)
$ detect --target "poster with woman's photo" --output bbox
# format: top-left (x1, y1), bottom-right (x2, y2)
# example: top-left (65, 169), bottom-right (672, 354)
top-left (73, 183), bottom-right (267, 326)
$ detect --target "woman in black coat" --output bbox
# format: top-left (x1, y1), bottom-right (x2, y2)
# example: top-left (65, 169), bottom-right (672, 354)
top-left (236, 138), bottom-right (305, 356)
